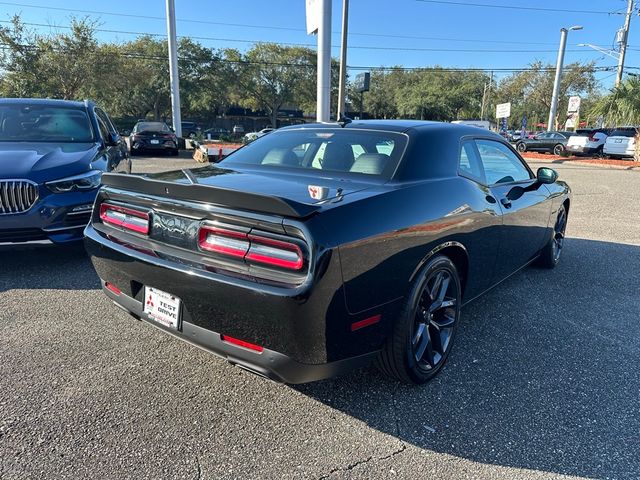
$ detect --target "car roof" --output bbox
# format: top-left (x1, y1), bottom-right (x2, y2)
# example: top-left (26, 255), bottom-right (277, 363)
top-left (0, 98), bottom-right (90, 109)
top-left (279, 119), bottom-right (502, 137)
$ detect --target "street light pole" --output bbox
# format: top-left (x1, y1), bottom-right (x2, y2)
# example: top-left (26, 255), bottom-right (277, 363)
top-left (337, 0), bottom-right (349, 120)
top-left (547, 26), bottom-right (582, 132)
top-left (166, 0), bottom-right (182, 138)
top-left (316, 0), bottom-right (332, 122)
top-left (616, 0), bottom-right (634, 87)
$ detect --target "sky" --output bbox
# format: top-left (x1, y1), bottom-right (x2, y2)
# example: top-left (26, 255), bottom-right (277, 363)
top-left (0, 0), bottom-right (637, 91)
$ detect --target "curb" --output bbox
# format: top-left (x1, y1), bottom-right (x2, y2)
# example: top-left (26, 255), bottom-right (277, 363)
top-left (522, 156), bottom-right (640, 172)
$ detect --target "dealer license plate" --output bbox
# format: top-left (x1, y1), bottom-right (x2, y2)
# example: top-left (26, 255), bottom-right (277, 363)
top-left (143, 287), bottom-right (181, 329)
top-left (150, 139), bottom-right (160, 144)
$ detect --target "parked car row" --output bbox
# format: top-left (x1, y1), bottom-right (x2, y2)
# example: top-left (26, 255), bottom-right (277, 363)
top-left (511, 127), bottom-right (638, 159)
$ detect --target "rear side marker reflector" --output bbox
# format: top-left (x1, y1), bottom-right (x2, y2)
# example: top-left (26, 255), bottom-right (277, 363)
top-left (100, 204), bottom-right (150, 234)
top-left (221, 335), bottom-right (264, 353)
top-left (198, 226), bottom-right (304, 271)
top-left (105, 282), bottom-right (122, 295)
top-left (351, 314), bottom-right (382, 332)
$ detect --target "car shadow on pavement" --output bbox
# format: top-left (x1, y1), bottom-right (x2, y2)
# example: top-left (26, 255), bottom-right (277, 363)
top-left (0, 243), bottom-right (99, 292)
top-left (296, 237), bottom-right (640, 479)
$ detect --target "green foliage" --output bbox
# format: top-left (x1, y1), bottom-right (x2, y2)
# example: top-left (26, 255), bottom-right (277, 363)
top-left (0, 14), bottom-right (603, 132)
top-left (590, 77), bottom-right (640, 126)
top-left (493, 61), bottom-right (598, 129)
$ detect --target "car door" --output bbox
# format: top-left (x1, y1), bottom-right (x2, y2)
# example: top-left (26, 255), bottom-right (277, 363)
top-left (474, 139), bottom-right (552, 282)
top-left (95, 107), bottom-right (130, 173)
top-left (530, 133), bottom-right (550, 151)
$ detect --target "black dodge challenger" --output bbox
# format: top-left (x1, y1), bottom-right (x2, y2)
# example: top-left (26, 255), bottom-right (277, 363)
top-left (85, 120), bottom-right (570, 384)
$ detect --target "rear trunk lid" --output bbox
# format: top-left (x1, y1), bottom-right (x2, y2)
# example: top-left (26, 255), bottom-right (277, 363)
top-left (102, 165), bottom-right (378, 218)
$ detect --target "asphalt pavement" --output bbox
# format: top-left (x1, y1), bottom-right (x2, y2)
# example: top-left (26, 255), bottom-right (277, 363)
top-left (1, 155), bottom-right (639, 479)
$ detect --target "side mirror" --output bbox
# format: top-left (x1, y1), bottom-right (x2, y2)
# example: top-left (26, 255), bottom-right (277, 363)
top-left (537, 167), bottom-right (558, 184)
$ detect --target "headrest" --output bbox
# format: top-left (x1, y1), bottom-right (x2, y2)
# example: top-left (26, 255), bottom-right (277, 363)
top-left (349, 153), bottom-right (389, 175)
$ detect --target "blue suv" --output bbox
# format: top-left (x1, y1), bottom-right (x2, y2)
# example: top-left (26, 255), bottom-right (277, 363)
top-left (0, 98), bottom-right (131, 245)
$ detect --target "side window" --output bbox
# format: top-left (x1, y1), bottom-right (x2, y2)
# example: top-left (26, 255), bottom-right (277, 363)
top-left (351, 144), bottom-right (365, 159)
top-left (476, 139), bottom-right (532, 185)
top-left (94, 108), bottom-right (111, 140)
top-left (458, 141), bottom-right (484, 183)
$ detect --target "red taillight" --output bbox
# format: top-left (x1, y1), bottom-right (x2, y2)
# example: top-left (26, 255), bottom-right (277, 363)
top-left (198, 226), bottom-right (250, 257)
top-left (105, 282), bottom-right (122, 295)
top-left (246, 235), bottom-right (304, 270)
top-left (588, 134), bottom-right (597, 142)
top-left (198, 225), bottom-right (305, 271)
top-left (221, 334), bottom-right (264, 353)
top-left (99, 203), bottom-right (150, 234)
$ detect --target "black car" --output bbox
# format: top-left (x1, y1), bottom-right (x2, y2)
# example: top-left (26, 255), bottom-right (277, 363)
top-left (85, 120), bottom-right (570, 384)
top-left (0, 98), bottom-right (130, 246)
top-left (515, 131), bottom-right (572, 155)
top-left (129, 121), bottom-right (179, 156)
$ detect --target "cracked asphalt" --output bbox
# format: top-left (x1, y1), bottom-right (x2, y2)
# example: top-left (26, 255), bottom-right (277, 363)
top-left (1, 154), bottom-right (639, 479)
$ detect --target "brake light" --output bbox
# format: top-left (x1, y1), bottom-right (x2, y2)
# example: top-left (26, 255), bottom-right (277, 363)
top-left (588, 134), bottom-right (597, 142)
top-left (198, 226), bottom-right (250, 257)
top-left (246, 235), bottom-right (304, 270)
top-left (99, 203), bottom-right (150, 234)
top-left (221, 334), bottom-right (264, 353)
top-left (197, 225), bottom-right (305, 271)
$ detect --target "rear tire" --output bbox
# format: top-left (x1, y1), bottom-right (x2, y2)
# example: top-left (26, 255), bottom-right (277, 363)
top-left (537, 205), bottom-right (567, 269)
top-left (377, 255), bottom-right (461, 384)
top-left (516, 142), bottom-right (527, 153)
top-left (553, 144), bottom-right (565, 156)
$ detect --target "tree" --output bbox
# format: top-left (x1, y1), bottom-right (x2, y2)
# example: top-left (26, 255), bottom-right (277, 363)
top-left (225, 44), bottom-right (317, 127)
top-left (494, 61), bottom-right (598, 129)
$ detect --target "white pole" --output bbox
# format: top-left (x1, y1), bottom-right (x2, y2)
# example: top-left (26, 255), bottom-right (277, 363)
top-left (547, 28), bottom-right (568, 132)
top-left (616, 0), bottom-right (634, 87)
top-left (337, 0), bottom-right (349, 119)
top-left (166, 0), bottom-right (182, 138)
top-left (317, 0), bottom-right (332, 122)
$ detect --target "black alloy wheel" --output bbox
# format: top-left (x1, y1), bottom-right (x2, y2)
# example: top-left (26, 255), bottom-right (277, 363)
top-left (537, 205), bottom-right (568, 268)
top-left (553, 144), bottom-right (565, 156)
top-left (517, 142), bottom-right (527, 152)
top-left (377, 255), bottom-right (461, 384)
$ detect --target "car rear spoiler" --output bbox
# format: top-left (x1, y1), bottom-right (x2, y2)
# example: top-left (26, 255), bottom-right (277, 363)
top-left (101, 173), bottom-right (322, 218)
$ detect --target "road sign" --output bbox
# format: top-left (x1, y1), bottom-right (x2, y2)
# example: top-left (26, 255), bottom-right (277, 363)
top-left (354, 72), bottom-right (370, 93)
top-left (567, 96), bottom-right (581, 114)
top-left (306, 0), bottom-right (320, 34)
top-left (496, 102), bottom-right (511, 119)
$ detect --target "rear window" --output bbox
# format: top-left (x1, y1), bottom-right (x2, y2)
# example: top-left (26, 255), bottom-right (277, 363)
top-left (220, 129), bottom-right (408, 178)
top-left (610, 128), bottom-right (637, 137)
top-left (0, 104), bottom-right (94, 142)
top-left (134, 122), bottom-right (170, 133)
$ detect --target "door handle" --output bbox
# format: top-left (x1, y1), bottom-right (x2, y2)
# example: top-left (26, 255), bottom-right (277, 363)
top-left (500, 197), bottom-right (512, 209)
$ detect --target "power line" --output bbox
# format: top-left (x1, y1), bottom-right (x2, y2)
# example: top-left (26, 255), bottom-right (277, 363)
top-left (0, 42), bottom-right (619, 73)
top-left (415, 0), bottom-right (625, 15)
top-left (0, 21), bottom-right (612, 55)
top-left (0, 1), bottom-right (621, 47)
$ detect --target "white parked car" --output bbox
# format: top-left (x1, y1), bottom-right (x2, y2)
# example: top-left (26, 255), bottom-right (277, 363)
top-left (566, 128), bottom-right (611, 156)
top-left (243, 128), bottom-right (275, 143)
top-left (603, 127), bottom-right (637, 159)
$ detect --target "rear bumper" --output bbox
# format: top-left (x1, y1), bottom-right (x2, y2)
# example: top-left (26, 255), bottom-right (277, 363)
top-left (101, 281), bottom-right (376, 383)
top-left (566, 145), bottom-right (600, 155)
top-left (84, 224), bottom-right (390, 382)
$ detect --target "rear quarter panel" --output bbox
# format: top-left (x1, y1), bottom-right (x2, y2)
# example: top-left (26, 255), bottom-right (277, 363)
top-left (317, 177), bottom-right (503, 315)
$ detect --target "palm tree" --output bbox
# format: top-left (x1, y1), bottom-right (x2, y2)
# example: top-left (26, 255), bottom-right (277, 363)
top-left (591, 77), bottom-right (640, 161)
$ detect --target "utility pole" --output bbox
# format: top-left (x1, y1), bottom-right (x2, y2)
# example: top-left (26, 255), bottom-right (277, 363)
top-left (316, 0), bottom-right (332, 122)
top-left (166, 0), bottom-right (182, 138)
top-left (548, 26), bottom-right (582, 132)
top-left (480, 70), bottom-right (493, 121)
top-left (616, 0), bottom-right (634, 87)
top-left (337, 0), bottom-right (349, 119)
